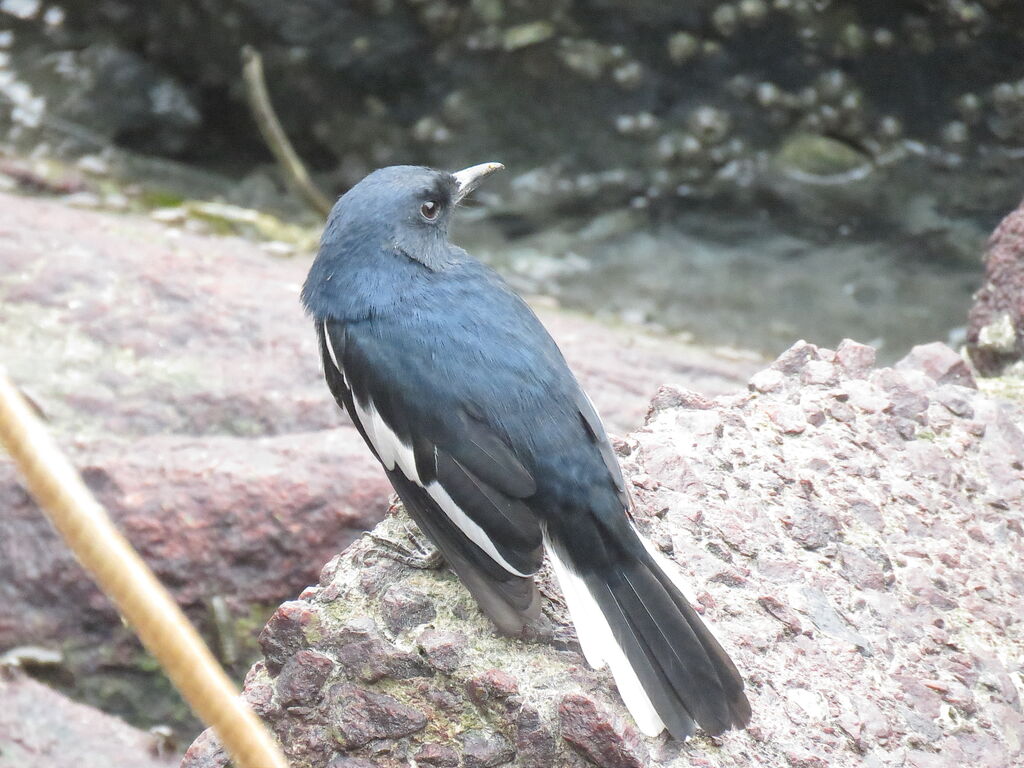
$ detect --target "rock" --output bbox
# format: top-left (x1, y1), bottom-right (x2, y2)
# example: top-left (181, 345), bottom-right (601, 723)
top-left (414, 743), bottom-right (460, 767)
top-left (513, 707), bottom-right (559, 768)
top-left (774, 133), bottom-right (873, 180)
top-left (0, 191), bottom-right (755, 733)
top-left (259, 601), bottom-right (324, 674)
top-left (379, 585), bottom-right (436, 636)
top-left (835, 339), bottom-right (876, 378)
top-left (748, 368), bottom-right (785, 393)
top-left (0, 433), bottom-right (384, 648)
top-left (14, 0), bottom-right (1023, 228)
top-left (459, 729), bottom-right (515, 768)
top-left (179, 729), bottom-right (227, 768)
top-left (647, 385), bottom-right (717, 415)
top-left (327, 618), bottom-right (431, 684)
top-left (276, 650), bottom-right (334, 707)
top-left (0, 668), bottom-right (178, 767)
top-left (967, 200), bottom-right (1024, 375)
top-left (182, 339), bottom-right (1024, 767)
top-left (15, 42), bottom-right (201, 156)
top-left (465, 669), bottom-right (520, 710)
top-left (416, 629), bottom-right (468, 675)
top-left (325, 684), bottom-right (427, 748)
top-left (559, 693), bottom-right (647, 768)
top-left (896, 342), bottom-right (976, 388)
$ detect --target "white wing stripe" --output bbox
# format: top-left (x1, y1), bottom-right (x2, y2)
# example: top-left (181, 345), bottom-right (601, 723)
top-left (351, 395), bottom-right (420, 483)
top-left (322, 318), bottom-right (347, 386)
top-left (544, 531), bottom-right (665, 737)
top-left (426, 480), bottom-right (530, 577)
top-left (348, 391), bottom-right (527, 578)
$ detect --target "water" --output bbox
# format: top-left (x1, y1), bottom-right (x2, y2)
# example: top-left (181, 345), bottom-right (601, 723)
top-left (459, 155), bottom-right (1014, 363)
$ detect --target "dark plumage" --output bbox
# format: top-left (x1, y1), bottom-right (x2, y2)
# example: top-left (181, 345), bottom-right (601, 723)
top-left (301, 163), bottom-right (751, 739)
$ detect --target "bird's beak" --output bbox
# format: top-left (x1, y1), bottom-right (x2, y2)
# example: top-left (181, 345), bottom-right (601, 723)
top-left (451, 162), bottom-right (504, 203)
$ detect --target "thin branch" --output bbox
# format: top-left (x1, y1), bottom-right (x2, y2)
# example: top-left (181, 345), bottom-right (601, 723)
top-left (241, 45), bottom-right (333, 217)
top-left (0, 370), bottom-right (289, 768)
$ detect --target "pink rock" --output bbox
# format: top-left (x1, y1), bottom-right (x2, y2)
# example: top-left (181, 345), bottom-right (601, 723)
top-left (276, 649), bottom-right (334, 706)
top-left (771, 340), bottom-right (821, 374)
top-left (841, 379), bottom-right (891, 413)
top-left (416, 629), bottom-right (468, 674)
top-left (466, 669), bottom-right (520, 705)
top-left (768, 404), bottom-right (808, 434)
top-left (459, 729), bottom-right (515, 768)
top-left (325, 683), bottom-right (428, 748)
top-left (0, 669), bottom-right (178, 767)
top-left (896, 342), bottom-right (976, 389)
top-left (801, 361), bottom-right (838, 386)
top-left (834, 339), bottom-right (877, 377)
top-left (558, 693), bottom-right (647, 768)
top-left (967, 201), bottom-right (1024, 375)
top-left (749, 368), bottom-right (785, 393)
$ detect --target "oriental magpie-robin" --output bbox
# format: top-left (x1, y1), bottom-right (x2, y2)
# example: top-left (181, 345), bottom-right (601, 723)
top-left (301, 163), bottom-right (751, 739)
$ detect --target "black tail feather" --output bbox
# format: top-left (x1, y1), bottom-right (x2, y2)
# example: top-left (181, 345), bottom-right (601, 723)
top-left (610, 563), bottom-right (735, 732)
top-left (651, 563), bottom-right (753, 728)
top-left (554, 519), bottom-right (751, 738)
top-left (591, 578), bottom-right (699, 739)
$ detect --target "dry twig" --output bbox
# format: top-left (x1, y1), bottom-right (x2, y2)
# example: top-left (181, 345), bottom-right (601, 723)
top-left (241, 45), bottom-right (333, 217)
top-left (0, 370), bottom-right (289, 768)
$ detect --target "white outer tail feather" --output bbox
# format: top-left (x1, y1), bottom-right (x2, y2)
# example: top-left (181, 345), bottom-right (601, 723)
top-left (632, 522), bottom-right (701, 606)
top-left (543, 530), bottom-right (666, 737)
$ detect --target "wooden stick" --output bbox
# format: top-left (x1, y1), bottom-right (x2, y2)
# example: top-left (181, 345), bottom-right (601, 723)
top-left (0, 370), bottom-right (289, 768)
top-left (241, 45), bottom-right (334, 218)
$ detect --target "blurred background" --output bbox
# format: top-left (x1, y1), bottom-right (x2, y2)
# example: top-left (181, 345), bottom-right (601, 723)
top-left (3, 0), bottom-right (1023, 357)
top-left (1, 0), bottom-right (1023, 761)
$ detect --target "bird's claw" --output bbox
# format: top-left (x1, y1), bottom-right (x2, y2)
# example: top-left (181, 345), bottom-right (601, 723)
top-left (366, 525), bottom-right (445, 569)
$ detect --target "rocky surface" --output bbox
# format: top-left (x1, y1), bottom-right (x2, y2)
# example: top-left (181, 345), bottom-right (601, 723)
top-left (0, 431), bottom-right (386, 715)
top-left (0, 667), bottom-right (178, 768)
top-left (0, 190), bottom-right (758, 731)
top-left (183, 339), bottom-right (1024, 768)
top-left (968, 197), bottom-right (1024, 376)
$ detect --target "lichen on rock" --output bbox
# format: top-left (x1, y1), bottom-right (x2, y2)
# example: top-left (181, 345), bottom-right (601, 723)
top-left (182, 338), bottom-right (1024, 768)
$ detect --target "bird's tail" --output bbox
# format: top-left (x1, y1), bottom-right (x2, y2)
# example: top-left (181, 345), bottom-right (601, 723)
top-left (544, 517), bottom-right (751, 739)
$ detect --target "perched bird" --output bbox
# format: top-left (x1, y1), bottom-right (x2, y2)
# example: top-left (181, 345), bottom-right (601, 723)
top-left (301, 163), bottom-right (751, 739)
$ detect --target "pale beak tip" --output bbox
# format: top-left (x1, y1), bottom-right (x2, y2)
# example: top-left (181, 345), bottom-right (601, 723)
top-left (451, 162), bottom-right (505, 200)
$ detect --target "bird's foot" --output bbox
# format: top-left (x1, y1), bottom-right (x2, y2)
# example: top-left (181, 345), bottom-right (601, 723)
top-left (366, 525), bottom-right (444, 570)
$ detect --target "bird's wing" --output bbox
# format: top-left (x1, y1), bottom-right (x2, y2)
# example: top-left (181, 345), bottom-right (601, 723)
top-left (575, 389), bottom-right (630, 509)
top-left (318, 317), bottom-right (544, 630)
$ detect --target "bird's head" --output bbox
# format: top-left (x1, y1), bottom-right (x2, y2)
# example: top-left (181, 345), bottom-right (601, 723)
top-left (303, 162), bottom-right (504, 317)
top-left (327, 162), bottom-right (502, 262)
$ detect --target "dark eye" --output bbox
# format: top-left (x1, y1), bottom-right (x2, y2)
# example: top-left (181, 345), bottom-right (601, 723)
top-left (420, 200), bottom-right (440, 220)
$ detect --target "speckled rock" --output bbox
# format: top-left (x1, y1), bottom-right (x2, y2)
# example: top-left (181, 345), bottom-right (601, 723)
top-left (967, 199), bottom-right (1024, 376)
top-left (182, 339), bottom-right (1024, 768)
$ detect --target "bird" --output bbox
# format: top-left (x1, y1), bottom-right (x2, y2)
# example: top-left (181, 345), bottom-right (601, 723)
top-left (301, 162), bottom-right (752, 740)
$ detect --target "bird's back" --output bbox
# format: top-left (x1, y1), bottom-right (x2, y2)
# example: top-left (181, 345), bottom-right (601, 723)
top-left (341, 255), bottom-right (622, 517)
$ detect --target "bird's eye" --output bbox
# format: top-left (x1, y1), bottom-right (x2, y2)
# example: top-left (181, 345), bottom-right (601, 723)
top-left (420, 200), bottom-right (440, 220)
